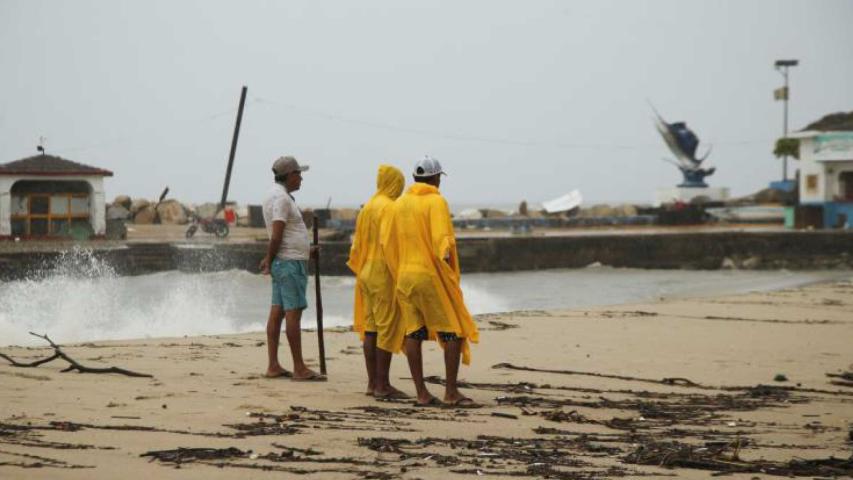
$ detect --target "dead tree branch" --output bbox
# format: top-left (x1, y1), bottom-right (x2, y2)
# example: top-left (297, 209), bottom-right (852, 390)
top-left (0, 333), bottom-right (152, 378)
top-left (0, 351), bottom-right (60, 367)
top-left (492, 362), bottom-right (706, 388)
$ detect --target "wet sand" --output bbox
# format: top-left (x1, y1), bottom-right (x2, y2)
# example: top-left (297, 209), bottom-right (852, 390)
top-left (1, 280), bottom-right (851, 479)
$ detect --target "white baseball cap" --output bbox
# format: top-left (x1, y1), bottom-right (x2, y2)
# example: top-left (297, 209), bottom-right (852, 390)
top-left (413, 155), bottom-right (446, 178)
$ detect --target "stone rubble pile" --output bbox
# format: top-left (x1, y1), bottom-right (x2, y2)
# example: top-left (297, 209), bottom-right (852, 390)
top-left (108, 196), bottom-right (255, 227)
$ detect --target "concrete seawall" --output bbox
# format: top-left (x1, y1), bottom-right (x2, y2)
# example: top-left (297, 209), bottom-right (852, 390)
top-left (1, 231), bottom-right (852, 281)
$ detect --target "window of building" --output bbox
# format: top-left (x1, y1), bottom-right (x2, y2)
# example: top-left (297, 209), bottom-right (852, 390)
top-left (805, 174), bottom-right (819, 193)
top-left (9, 181), bottom-right (91, 237)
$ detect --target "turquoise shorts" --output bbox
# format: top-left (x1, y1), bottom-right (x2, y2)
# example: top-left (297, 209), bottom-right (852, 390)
top-left (271, 259), bottom-right (308, 311)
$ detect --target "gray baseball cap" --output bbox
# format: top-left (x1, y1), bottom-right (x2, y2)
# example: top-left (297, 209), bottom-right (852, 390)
top-left (272, 155), bottom-right (309, 176)
top-left (413, 155), bottom-right (446, 178)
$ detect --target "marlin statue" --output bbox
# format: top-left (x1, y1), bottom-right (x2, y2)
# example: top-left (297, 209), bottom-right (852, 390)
top-left (649, 102), bottom-right (715, 188)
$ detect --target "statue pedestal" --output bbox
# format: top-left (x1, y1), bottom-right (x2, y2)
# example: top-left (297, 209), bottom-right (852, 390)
top-left (654, 187), bottom-right (729, 207)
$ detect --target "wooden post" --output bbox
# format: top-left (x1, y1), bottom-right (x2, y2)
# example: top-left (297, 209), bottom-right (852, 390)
top-left (313, 218), bottom-right (327, 375)
top-left (219, 86), bottom-right (248, 213)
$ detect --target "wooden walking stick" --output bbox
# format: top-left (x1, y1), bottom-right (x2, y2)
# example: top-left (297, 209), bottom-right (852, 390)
top-left (312, 217), bottom-right (327, 375)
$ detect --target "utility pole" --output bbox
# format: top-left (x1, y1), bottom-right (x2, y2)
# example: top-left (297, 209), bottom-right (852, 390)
top-left (220, 86), bottom-right (248, 213)
top-left (774, 60), bottom-right (798, 182)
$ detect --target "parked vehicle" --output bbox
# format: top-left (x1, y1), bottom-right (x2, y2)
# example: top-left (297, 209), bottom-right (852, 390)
top-left (186, 214), bottom-right (229, 239)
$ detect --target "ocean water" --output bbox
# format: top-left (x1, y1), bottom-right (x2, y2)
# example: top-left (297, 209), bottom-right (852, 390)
top-left (0, 249), bottom-right (849, 346)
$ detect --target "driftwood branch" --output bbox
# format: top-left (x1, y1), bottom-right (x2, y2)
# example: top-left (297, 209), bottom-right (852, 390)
top-left (492, 362), bottom-right (853, 397)
top-left (0, 333), bottom-right (152, 378)
top-left (492, 362), bottom-right (705, 388)
top-left (0, 351), bottom-right (60, 367)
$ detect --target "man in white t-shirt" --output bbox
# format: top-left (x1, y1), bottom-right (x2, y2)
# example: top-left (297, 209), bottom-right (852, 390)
top-left (260, 155), bottom-right (325, 381)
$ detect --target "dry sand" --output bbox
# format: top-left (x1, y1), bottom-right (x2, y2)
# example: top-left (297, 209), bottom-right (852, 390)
top-left (1, 280), bottom-right (851, 479)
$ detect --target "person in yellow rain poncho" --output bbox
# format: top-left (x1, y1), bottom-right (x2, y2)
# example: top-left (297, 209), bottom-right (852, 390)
top-left (382, 156), bottom-right (479, 407)
top-left (346, 165), bottom-right (408, 399)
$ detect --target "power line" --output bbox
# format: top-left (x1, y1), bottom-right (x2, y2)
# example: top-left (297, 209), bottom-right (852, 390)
top-left (251, 95), bottom-right (775, 151)
top-left (40, 94), bottom-right (776, 159)
top-left (50, 106), bottom-right (239, 156)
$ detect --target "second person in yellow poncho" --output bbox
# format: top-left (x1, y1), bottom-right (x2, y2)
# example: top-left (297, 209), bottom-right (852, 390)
top-left (382, 156), bottom-right (479, 407)
top-left (347, 165), bottom-right (407, 399)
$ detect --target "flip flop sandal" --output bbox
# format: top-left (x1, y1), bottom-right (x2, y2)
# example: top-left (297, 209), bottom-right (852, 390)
top-left (291, 372), bottom-right (327, 382)
top-left (413, 396), bottom-right (443, 408)
top-left (374, 390), bottom-right (410, 400)
top-left (264, 370), bottom-right (293, 379)
top-left (447, 397), bottom-right (481, 409)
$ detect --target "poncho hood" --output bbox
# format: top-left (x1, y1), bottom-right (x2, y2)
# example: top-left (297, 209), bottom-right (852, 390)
top-left (376, 165), bottom-right (405, 199)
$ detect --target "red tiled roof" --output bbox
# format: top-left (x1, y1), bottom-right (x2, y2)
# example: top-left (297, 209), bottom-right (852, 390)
top-left (0, 154), bottom-right (113, 177)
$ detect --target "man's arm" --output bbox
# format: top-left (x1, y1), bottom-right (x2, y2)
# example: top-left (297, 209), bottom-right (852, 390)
top-left (259, 220), bottom-right (285, 274)
top-left (429, 198), bottom-right (454, 265)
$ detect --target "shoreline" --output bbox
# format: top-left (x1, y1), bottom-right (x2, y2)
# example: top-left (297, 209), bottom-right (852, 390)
top-left (2, 268), bottom-right (849, 349)
top-left (1, 280), bottom-right (852, 479)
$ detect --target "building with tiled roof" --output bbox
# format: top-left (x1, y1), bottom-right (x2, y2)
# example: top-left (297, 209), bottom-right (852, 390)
top-left (0, 154), bottom-right (113, 239)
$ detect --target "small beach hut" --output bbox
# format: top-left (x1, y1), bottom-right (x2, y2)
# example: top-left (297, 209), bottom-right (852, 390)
top-left (0, 154), bottom-right (113, 239)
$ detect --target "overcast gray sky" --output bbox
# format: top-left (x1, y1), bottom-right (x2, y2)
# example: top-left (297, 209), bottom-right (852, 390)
top-left (2, 0), bottom-right (852, 209)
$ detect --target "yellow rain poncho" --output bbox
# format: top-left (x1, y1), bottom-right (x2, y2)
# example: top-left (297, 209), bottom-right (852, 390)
top-left (382, 183), bottom-right (479, 364)
top-left (346, 165), bottom-right (405, 352)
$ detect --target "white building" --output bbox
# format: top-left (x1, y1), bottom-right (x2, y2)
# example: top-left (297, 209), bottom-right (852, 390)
top-left (790, 130), bottom-right (853, 229)
top-left (0, 155), bottom-right (113, 239)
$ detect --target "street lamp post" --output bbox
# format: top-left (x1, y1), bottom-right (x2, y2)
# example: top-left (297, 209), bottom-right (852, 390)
top-left (775, 59), bottom-right (798, 182)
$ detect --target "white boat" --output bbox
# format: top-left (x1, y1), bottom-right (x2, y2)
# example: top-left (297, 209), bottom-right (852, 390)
top-left (542, 190), bottom-right (583, 214)
top-left (706, 205), bottom-right (785, 223)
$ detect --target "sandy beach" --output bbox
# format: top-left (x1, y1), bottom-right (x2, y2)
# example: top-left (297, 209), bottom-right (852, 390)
top-left (1, 280), bottom-right (851, 479)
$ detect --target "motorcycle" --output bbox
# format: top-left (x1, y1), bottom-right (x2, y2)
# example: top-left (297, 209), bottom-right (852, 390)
top-left (185, 214), bottom-right (229, 239)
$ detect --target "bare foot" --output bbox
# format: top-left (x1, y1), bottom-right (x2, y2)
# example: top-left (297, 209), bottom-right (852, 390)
top-left (292, 368), bottom-right (326, 381)
top-left (444, 393), bottom-right (479, 408)
top-left (265, 366), bottom-right (292, 378)
top-left (414, 389), bottom-right (439, 406)
top-left (365, 381), bottom-right (376, 396)
top-left (374, 385), bottom-right (409, 399)
top-left (414, 395), bottom-right (443, 407)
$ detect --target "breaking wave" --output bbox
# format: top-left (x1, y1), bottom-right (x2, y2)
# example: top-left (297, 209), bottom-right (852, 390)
top-left (1, 248), bottom-right (846, 347)
top-left (0, 248), bottom-right (351, 346)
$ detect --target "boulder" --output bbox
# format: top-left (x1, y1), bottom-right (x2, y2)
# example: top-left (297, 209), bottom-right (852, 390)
top-left (130, 198), bottom-right (151, 215)
top-left (741, 256), bottom-right (762, 270)
top-left (301, 208), bottom-right (315, 228)
top-left (112, 195), bottom-right (132, 210)
top-left (480, 209), bottom-right (510, 219)
top-left (456, 208), bottom-right (483, 220)
top-left (156, 199), bottom-right (188, 225)
top-left (134, 205), bottom-right (157, 224)
top-left (581, 204), bottom-right (615, 218)
top-left (105, 219), bottom-right (127, 240)
top-left (614, 204), bottom-right (638, 216)
top-left (196, 202), bottom-right (219, 220)
top-left (331, 208), bottom-right (359, 221)
top-left (235, 205), bottom-right (251, 227)
top-left (107, 205), bottom-right (131, 220)
top-left (754, 188), bottom-right (790, 204)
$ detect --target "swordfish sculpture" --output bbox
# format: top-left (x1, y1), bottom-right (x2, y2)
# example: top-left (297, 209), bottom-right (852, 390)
top-left (650, 104), bottom-right (715, 187)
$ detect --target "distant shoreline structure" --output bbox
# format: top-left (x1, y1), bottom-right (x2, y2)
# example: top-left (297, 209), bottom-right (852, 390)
top-left (1, 229), bottom-right (851, 281)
